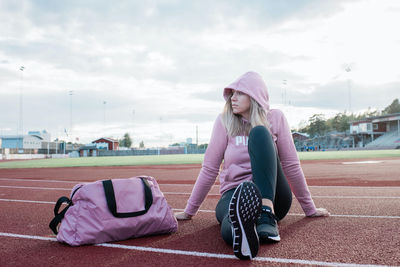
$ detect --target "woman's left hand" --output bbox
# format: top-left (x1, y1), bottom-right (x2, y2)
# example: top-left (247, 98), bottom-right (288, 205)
top-left (309, 208), bottom-right (330, 217)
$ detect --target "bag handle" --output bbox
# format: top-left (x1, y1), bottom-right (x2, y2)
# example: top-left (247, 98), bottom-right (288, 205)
top-left (49, 196), bottom-right (72, 235)
top-left (102, 177), bottom-right (153, 218)
top-left (48, 185), bottom-right (82, 235)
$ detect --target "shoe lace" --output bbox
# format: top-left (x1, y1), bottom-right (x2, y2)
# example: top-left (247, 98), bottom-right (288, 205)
top-left (258, 207), bottom-right (278, 225)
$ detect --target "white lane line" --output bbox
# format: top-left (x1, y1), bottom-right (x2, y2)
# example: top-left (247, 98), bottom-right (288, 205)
top-left (312, 196), bottom-right (400, 199)
top-left (308, 185), bottom-right (400, 189)
top-left (285, 213), bottom-right (400, 219)
top-left (0, 198), bottom-right (56, 204)
top-left (0, 185), bottom-right (220, 195)
top-left (0, 185), bottom-right (71, 190)
top-left (0, 178), bottom-right (199, 186)
top-left (0, 232), bottom-right (395, 267)
top-left (0, 178), bottom-right (79, 184)
top-left (342, 161), bottom-right (383, 165)
top-left (166, 192), bottom-right (400, 199)
top-left (172, 208), bottom-right (400, 219)
top-left (0, 232), bottom-right (57, 241)
top-left (0, 178), bottom-right (198, 187)
top-left (1, 199), bottom-right (399, 219)
top-left (1, 178), bottom-right (400, 190)
top-left (1, 185), bottom-right (400, 199)
top-left (163, 191), bottom-right (220, 196)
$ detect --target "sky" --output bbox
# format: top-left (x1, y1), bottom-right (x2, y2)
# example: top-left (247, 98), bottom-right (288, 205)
top-left (1, 0), bottom-right (399, 147)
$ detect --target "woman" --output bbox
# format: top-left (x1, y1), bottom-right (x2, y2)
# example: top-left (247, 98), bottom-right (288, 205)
top-left (175, 71), bottom-right (329, 260)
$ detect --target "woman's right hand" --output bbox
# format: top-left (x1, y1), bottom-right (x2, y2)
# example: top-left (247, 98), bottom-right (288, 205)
top-left (175, 211), bottom-right (193, 220)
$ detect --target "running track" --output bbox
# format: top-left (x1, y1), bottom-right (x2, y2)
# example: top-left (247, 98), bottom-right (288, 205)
top-left (0, 158), bottom-right (399, 266)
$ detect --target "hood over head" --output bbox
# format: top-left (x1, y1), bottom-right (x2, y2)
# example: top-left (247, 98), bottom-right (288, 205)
top-left (223, 71), bottom-right (270, 111)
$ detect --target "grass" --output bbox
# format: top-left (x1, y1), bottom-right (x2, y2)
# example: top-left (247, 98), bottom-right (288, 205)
top-left (0, 154), bottom-right (205, 169)
top-left (0, 150), bottom-right (399, 169)
top-left (297, 149), bottom-right (400, 160)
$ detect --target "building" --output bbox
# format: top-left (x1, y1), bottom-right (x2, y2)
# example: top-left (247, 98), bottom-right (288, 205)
top-left (292, 132), bottom-right (309, 151)
top-left (78, 145), bottom-right (98, 157)
top-left (92, 137), bottom-right (119, 151)
top-left (28, 130), bottom-right (51, 142)
top-left (0, 134), bottom-right (43, 153)
top-left (292, 132), bottom-right (309, 142)
top-left (350, 112), bottom-right (400, 147)
top-left (0, 130), bottom-right (50, 149)
top-left (76, 138), bottom-right (118, 157)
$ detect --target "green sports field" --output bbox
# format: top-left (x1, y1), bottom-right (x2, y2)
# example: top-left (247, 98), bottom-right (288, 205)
top-left (0, 150), bottom-right (399, 169)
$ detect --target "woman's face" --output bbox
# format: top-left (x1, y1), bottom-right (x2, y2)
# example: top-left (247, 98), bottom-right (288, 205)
top-left (231, 89), bottom-right (251, 119)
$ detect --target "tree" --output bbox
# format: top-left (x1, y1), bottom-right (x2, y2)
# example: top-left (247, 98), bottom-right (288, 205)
top-left (308, 114), bottom-right (327, 137)
top-left (139, 140), bottom-right (145, 148)
top-left (198, 143), bottom-right (208, 149)
top-left (297, 120), bottom-right (308, 131)
top-left (119, 133), bottom-right (132, 148)
top-left (327, 113), bottom-right (351, 132)
top-left (382, 99), bottom-right (400, 115)
top-left (296, 98), bottom-right (400, 136)
top-left (354, 107), bottom-right (380, 120)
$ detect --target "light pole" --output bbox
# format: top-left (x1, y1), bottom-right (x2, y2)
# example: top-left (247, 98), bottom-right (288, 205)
top-left (18, 66), bottom-right (25, 136)
top-left (132, 109), bottom-right (135, 148)
top-left (69, 90), bottom-right (73, 143)
top-left (103, 101), bottom-right (107, 131)
top-left (345, 66), bottom-right (352, 113)
top-left (196, 125), bottom-right (198, 148)
top-left (282, 79), bottom-right (287, 106)
top-left (158, 116), bottom-right (162, 155)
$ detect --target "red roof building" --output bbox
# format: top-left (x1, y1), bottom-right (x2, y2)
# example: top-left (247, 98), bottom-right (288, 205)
top-left (292, 132), bottom-right (309, 142)
top-left (92, 138), bottom-right (119, 151)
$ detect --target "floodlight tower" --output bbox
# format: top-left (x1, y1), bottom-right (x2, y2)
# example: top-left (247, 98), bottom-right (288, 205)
top-left (69, 90), bottom-right (73, 142)
top-left (159, 116), bottom-right (162, 155)
top-left (345, 66), bottom-right (352, 113)
top-left (103, 101), bottom-right (107, 130)
top-left (282, 79), bottom-right (287, 106)
top-left (18, 66), bottom-right (25, 135)
top-left (196, 125), bottom-right (198, 147)
top-left (132, 109), bottom-right (135, 147)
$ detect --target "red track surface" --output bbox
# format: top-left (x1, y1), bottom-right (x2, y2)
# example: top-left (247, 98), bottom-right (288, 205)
top-left (0, 158), bottom-right (399, 266)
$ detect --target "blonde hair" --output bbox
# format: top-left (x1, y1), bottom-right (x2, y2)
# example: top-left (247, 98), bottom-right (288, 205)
top-left (222, 92), bottom-right (269, 137)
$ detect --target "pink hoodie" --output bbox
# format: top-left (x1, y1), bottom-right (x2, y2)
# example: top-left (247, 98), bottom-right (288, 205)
top-left (184, 72), bottom-right (317, 217)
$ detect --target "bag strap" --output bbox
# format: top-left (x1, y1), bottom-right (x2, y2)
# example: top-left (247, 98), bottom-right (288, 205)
top-left (49, 196), bottom-right (72, 235)
top-left (102, 177), bottom-right (153, 218)
top-left (48, 185), bottom-right (82, 235)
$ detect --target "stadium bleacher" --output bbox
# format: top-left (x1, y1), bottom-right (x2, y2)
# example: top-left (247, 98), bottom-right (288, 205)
top-left (365, 131), bottom-right (400, 149)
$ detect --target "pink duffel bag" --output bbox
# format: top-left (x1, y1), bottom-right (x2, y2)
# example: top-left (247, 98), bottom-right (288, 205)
top-left (49, 176), bottom-right (178, 246)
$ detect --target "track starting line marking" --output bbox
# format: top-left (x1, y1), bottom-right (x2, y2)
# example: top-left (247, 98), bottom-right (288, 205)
top-left (0, 198), bottom-right (399, 219)
top-left (0, 232), bottom-right (396, 267)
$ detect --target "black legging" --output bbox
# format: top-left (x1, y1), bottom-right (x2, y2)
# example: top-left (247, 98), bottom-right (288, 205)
top-left (215, 125), bottom-right (292, 245)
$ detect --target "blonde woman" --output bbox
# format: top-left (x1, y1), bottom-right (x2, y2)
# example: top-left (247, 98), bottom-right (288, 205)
top-left (175, 72), bottom-right (329, 260)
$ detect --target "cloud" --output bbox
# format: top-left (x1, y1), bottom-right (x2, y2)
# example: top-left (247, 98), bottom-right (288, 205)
top-left (0, 0), bottom-right (399, 146)
top-left (287, 80), bottom-right (400, 112)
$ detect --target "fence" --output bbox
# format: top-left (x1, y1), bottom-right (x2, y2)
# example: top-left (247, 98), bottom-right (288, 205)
top-left (98, 147), bottom-right (206, 157)
top-left (0, 146), bottom-right (207, 159)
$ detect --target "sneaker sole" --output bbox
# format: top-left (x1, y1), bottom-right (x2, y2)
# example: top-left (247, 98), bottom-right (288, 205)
top-left (229, 182), bottom-right (262, 260)
top-left (260, 234), bottom-right (281, 243)
top-left (269, 235), bottom-right (281, 242)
